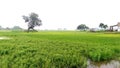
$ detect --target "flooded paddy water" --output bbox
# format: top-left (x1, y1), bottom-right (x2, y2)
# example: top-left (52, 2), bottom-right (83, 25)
top-left (0, 37), bottom-right (10, 40)
top-left (87, 60), bottom-right (120, 68)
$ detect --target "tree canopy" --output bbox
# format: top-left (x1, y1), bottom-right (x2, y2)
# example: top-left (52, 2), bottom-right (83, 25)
top-left (99, 23), bottom-right (104, 29)
top-left (22, 12), bottom-right (42, 32)
top-left (77, 24), bottom-right (89, 31)
top-left (103, 25), bottom-right (108, 29)
top-left (99, 23), bottom-right (108, 29)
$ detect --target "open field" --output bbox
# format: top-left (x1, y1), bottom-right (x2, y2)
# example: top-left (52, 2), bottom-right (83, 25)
top-left (0, 31), bottom-right (120, 68)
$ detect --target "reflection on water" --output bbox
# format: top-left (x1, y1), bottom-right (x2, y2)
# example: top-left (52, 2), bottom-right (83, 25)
top-left (87, 60), bottom-right (120, 68)
top-left (0, 37), bottom-right (10, 40)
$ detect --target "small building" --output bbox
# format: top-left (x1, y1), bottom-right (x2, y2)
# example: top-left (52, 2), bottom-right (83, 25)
top-left (110, 22), bottom-right (120, 32)
top-left (90, 28), bottom-right (99, 32)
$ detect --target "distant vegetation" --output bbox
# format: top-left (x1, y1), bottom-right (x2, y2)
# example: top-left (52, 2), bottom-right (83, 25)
top-left (77, 23), bottom-right (109, 32)
top-left (0, 26), bottom-right (23, 31)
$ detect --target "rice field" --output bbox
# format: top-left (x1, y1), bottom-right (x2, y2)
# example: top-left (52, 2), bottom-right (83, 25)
top-left (0, 31), bottom-right (120, 68)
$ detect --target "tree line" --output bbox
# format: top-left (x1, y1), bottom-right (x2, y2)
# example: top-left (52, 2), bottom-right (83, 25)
top-left (77, 23), bottom-right (108, 31)
top-left (0, 26), bottom-right (22, 30)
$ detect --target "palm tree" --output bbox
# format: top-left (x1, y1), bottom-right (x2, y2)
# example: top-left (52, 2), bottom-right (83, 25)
top-left (99, 23), bottom-right (104, 29)
top-left (103, 25), bottom-right (108, 29)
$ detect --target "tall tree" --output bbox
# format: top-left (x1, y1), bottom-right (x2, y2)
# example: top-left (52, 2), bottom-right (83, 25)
top-left (77, 24), bottom-right (89, 31)
top-left (22, 12), bottom-right (42, 32)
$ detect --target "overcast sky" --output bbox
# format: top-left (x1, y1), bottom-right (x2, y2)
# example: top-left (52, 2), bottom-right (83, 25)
top-left (0, 0), bottom-right (120, 30)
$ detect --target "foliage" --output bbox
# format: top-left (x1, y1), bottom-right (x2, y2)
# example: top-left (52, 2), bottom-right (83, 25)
top-left (103, 25), bottom-right (108, 29)
top-left (77, 24), bottom-right (89, 30)
top-left (0, 31), bottom-right (120, 68)
top-left (12, 26), bottom-right (23, 30)
top-left (99, 23), bottom-right (104, 28)
top-left (99, 23), bottom-right (108, 29)
top-left (22, 12), bottom-right (42, 32)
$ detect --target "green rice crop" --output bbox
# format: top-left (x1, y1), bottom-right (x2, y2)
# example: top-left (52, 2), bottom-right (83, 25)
top-left (0, 31), bottom-right (120, 68)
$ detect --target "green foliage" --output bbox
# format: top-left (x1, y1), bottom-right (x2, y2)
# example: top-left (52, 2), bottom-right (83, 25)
top-left (0, 31), bottom-right (120, 68)
top-left (22, 12), bottom-right (42, 32)
top-left (99, 23), bottom-right (108, 29)
top-left (12, 26), bottom-right (22, 30)
top-left (77, 24), bottom-right (89, 30)
top-left (99, 23), bottom-right (104, 28)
